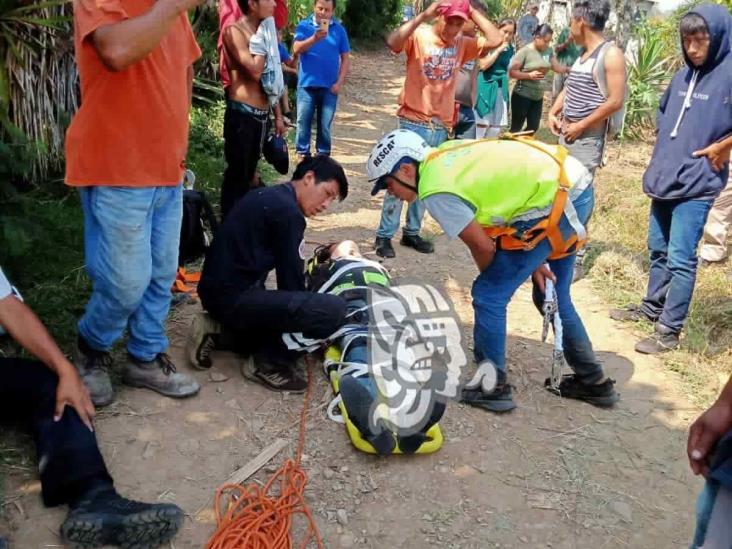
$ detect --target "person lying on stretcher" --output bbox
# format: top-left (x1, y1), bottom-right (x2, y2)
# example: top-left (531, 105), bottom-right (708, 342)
top-left (296, 240), bottom-right (451, 455)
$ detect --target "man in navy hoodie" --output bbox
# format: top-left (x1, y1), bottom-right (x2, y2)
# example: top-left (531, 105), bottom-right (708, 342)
top-left (611, 4), bottom-right (732, 354)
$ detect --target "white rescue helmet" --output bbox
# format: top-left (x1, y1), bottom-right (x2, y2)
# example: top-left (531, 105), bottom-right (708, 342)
top-left (366, 130), bottom-right (432, 195)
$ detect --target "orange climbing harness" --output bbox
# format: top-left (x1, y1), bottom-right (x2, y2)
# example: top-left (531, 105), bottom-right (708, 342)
top-left (424, 135), bottom-right (587, 260)
top-left (204, 357), bottom-right (324, 549)
top-left (483, 136), bottom-right (587, 260)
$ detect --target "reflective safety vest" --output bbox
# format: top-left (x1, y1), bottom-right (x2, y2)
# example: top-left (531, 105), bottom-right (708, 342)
top-left (418, 136), bottom-right (589, 259)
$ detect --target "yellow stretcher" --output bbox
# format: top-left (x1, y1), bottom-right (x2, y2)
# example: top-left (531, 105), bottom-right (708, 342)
top-left (324, 346), bottom-right (444, 455)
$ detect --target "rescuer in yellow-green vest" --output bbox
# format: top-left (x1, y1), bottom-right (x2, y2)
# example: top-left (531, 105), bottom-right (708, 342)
top-left (366, 129), bottom-right (619, 413)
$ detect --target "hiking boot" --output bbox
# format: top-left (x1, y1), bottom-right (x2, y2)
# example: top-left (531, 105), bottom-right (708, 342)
top-left (545, 374), bottom-right (619, 407)
top-left (374, 237), bottom-right (395, 259)
top-left (400, 234), bottom-right (435, 254)
top-left (74, 337), bottom-right (115, 408)
top-left (60, 486), bottom-right (183, 549)
top-left (185, 311), bottom-right (221, 370)
top-left (240, 354), bottom-right (307, 393)
top-left (122, 353), bottom-right (200, 398)
top-left (609, 304), bottom-right (654, 323)
top-left (634, 329), bottom-right (680, 355)
top-left (460, 384), bottom-right (516, 413)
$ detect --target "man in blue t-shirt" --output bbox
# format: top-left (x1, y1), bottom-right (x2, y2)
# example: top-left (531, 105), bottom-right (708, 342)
top-left (293, 0), bottom-right (351, 161)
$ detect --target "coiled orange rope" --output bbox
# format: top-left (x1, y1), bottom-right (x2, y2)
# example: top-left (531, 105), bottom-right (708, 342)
top-left (205, 358), bottom-right (325, 549)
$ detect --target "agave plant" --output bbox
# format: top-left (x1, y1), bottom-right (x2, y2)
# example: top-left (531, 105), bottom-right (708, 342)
top-left (623, 24), bottom-right (672, 139)
top-left (0, 0), bottom-right (75, 183)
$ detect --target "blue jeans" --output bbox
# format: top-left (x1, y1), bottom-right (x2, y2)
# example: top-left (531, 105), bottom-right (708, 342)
top-left (692, 479), bottom-right (732, 548)
top-left (454, 105), bottom-right (476, 139)
top-left (640, 198), bottom-right (713, 333)
top-left (78, 185), bottom-right (182, 361)
top-left (296, 87), bottom-right (338, 156)
top-left (376, 119), bottom-right (449, 239)
top-left (472, 186), bottom-right (603, 385)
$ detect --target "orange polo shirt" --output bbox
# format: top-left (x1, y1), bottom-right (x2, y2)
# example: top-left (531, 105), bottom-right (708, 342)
top-left (65, 0), bottom-right (201, 187)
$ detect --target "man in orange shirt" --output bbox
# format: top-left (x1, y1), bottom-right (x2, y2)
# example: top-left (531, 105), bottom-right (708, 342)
top-left (65, 0), bottom-right (204, 407)
top-left (373, 0), bottom-right (501, 259)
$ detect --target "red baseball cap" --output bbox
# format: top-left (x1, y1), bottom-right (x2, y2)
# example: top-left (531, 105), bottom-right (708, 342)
top-left (437, 0), bottom-right (471, 21)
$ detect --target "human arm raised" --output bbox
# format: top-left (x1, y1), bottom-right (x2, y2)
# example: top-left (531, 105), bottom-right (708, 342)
top-left (386, 1), bottom-right (447, 52)
top-left (467, 5), bottom-right (502, 53)
top-left (90, 0), bottom-right (204, 72)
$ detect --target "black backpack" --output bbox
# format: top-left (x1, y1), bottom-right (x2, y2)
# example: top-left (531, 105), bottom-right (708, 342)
top-left (178, 172), bottom-right (218, 267)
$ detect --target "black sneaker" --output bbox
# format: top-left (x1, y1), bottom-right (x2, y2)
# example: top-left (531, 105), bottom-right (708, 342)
top-left (460, 384), bottom-right (516, 413)
top-left (609, 304), bottom-right (655, 323)
top-left (60, 487), bottom-right (183, 549)
top-left (545, 374), bottom-right (619, 407)
top-left (400, 234), bottom-right (435, 254)
top-left (634, 330), bottom-right (680, 354)
top-left (374, 237), bottom-right (395, 259)
top-left (240, 354), bottom-right (307, 393)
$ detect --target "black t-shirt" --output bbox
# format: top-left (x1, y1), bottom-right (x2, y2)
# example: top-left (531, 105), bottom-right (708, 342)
top-left (199, 184), bottom-right (306, 306)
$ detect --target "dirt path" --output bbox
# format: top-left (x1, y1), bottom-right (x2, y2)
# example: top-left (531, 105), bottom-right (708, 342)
top-left (5, 49), bottom-right (701, 549)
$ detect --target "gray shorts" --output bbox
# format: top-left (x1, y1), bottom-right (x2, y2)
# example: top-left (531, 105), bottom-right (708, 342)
top-left (560, 128), bottom-right (606, 174)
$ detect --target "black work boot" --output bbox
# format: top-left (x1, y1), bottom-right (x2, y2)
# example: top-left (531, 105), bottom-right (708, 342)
top-left (60, 486), bottom-right (183, 549)
top-left (400, 233), bottom-right (435, 254)
top-left (374, 237), bottom-right (395, 259)
top-left (460, 384), bottom-right (516, 413)
top-left (545, 374), bottom-right (619, 407)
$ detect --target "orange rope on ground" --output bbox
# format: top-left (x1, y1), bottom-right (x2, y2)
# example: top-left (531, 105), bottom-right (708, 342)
top-left (205, 358), bottom-right (325, 549)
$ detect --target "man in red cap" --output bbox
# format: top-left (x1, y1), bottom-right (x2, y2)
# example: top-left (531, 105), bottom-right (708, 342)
top-left (373, 0), bottom-right (502, 259)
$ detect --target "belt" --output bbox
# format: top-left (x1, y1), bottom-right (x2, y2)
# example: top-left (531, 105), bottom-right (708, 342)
top-left (226, 99), bottom-right (269, 118)
top-left (398, 116), bottom-right (451, 133)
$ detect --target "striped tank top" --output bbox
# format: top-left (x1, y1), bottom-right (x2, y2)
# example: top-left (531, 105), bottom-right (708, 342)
top-left (563, 42), bottom-right (607, 121)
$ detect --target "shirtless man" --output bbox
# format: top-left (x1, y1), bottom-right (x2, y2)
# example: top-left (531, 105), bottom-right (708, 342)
top-left (221, 0), bottom-right (286, 219)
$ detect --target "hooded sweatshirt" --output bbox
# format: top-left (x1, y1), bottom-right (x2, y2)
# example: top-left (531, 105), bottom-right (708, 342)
top-left (642, 4), bottom-right (732, 201)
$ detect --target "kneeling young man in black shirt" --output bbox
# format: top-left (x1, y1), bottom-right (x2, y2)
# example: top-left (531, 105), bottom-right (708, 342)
top-left (195, 156), bottom-right (350, 392)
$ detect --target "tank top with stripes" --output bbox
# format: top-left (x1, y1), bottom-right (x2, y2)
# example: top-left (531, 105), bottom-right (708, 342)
top-left (563, 42), bottom-right (607, 121)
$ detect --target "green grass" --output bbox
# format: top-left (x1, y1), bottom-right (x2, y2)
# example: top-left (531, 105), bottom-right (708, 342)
top-left (587, 142), bottom-right (732, 405)
top-left (0, 187), bottom-right (89, 352)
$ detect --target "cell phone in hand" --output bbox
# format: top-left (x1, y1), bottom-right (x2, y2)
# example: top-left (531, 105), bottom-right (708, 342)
top-left (319, 19), bottom-right (329, 33)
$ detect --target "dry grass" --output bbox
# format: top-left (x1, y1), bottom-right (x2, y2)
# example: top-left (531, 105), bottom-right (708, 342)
top-left (588, 140), bottom-right (732, 406)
